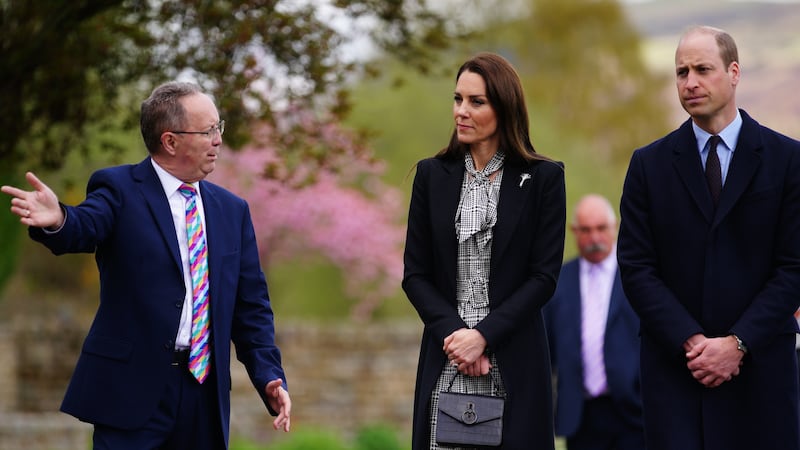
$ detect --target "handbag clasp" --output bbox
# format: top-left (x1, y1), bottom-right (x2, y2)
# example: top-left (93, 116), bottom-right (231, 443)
top-left (461, 401), bottom-right (478, 424)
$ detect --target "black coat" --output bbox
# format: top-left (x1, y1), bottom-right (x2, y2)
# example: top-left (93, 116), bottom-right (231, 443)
top-left (618, 110), bottom-right (800, 450)
top-left (403, 155), bottom-right (566, 449)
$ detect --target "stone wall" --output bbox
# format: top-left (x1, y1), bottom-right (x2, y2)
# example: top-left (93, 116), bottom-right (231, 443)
top-left (0, 412), bottom-right (91, 450)
top-left (0, 320), bottom-right (422, 449)
top-left (231, 321), bottom-right (421, 445)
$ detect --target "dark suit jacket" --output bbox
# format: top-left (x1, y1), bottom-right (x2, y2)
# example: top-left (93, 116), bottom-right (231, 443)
top-left (29, 158), bottom-right (286, 444)
top-left (618, 110), bottom-right (800, 450)
top-left (544, 258), bottom-right (642, 438)
top-left (403, 154), bottom-right (566, 450)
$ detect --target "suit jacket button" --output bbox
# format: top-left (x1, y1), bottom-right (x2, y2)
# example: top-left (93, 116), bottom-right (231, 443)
top-left (164, 340), bottom-right (174, 350)
top-left (175, 301), bottom-right (182, 308)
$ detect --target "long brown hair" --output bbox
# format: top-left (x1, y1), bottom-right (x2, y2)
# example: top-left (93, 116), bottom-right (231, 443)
top-left (436, 52), bottom-right (548, 165)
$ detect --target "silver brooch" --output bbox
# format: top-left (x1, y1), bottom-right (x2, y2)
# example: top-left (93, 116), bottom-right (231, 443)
top-left (519, 173), bottom-right (531, 187)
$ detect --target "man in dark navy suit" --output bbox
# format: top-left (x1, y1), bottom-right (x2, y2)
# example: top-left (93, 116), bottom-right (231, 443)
top-left (618, 26), bottom-right (800, 450)
top-left (1, 81), bottom-right (291, 449)
top-left (545, 194), bottom-right (643, 450)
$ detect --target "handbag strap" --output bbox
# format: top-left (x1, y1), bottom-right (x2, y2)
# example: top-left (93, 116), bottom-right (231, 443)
top-left (444, 368), bottom-right (505, 398)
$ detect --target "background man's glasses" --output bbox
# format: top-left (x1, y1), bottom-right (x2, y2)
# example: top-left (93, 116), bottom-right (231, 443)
top-left (171, 120), bottom-right (225, 138)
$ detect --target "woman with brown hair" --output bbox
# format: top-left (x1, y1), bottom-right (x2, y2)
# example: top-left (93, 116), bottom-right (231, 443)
top-left (403, 52), bottom-right (566, 449)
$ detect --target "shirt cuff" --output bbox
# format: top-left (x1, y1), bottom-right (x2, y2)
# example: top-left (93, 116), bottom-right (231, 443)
top-left (42, 205), bottom-right (67, 234)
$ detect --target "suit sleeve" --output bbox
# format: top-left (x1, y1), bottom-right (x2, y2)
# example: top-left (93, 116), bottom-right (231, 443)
top-left (230, 200), bottom-right (286, 415)
top-left (29, 169), bottom-right (121, 253)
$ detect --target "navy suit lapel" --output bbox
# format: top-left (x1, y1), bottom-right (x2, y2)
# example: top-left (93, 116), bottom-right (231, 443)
top-left (713, 111), bottom-right (763, 228)
top-left (672, 119), bottom-right (715, 223)
top-left (133, 158), bottom-right (182, 274)
top-left (198, 181), bottom-right (222, 309)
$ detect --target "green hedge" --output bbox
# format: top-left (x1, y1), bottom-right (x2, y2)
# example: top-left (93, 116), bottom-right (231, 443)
top-left (230, 424), bottom-right (406, 450)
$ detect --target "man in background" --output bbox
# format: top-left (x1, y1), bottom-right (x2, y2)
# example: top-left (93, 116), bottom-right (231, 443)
top-left (545, 194), bottom-right (643, 450)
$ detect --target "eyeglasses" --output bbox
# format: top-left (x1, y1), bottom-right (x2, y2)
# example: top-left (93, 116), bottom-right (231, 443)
top-left (171, 120), bottom-right (225, 138)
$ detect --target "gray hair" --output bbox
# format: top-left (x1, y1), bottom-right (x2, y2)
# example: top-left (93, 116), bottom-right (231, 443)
top-left (140, 81), bottom-right (203, 154)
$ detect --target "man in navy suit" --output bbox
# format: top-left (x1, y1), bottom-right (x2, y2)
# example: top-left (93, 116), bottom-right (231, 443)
top-left (545, 194), bottom-right (644, 450)
top-left (618, 26), bottom-right (800, 450)
top-left (1, 81), bottom-right (291, 449)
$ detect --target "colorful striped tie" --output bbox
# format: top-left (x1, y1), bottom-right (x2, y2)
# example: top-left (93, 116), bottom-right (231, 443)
top-left (179, 184), bottom-right (211, 383)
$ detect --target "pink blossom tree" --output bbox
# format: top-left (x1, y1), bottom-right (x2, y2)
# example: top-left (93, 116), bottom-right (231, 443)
top-left (209, 111), bottom-right (405, 321)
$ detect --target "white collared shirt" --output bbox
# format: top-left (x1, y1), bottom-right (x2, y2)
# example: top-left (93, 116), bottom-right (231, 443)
top-left (150, 159), bottom-right (208, 350)
top-left (693, 110), bottom-right (743, 186)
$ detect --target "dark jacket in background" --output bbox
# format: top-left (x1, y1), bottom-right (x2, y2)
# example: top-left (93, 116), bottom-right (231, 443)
top-left (544, 258), bottom-right (642, 439)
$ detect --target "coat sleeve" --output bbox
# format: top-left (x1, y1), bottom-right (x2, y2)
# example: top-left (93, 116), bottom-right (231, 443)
top-left (731, 134), bottom-right (800, 352)
top-left (402, 160), bottom-right (468, 346)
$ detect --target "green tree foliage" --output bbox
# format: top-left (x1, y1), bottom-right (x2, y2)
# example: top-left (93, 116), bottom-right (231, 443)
top-left (0, 0), bottom-right (457, 296)
top-left (481, 0), bottom-right (671, 162)
top-left (346, 0), bottom-right (671, 262)
top-left (349, 0), bottom-right (669, 181)
top-left (0, 0), bottom-right (455, 176)
top-left (1, 0), bottom-right (152, 174)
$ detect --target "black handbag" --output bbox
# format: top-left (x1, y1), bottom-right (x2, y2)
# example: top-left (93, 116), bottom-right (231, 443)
top-left (435, 370), bottom-right (505, 447)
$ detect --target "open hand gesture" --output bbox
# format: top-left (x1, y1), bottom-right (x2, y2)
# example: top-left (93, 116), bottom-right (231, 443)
top-left (1, 172), bottom-right (63, 229)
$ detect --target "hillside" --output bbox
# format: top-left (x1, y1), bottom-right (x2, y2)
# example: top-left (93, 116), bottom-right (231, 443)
top-left (624, 0), bottom-right (800, 137)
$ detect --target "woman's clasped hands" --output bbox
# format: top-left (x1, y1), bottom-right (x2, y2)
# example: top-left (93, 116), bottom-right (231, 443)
top-left (443, 328), bottom-right (491, 377)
